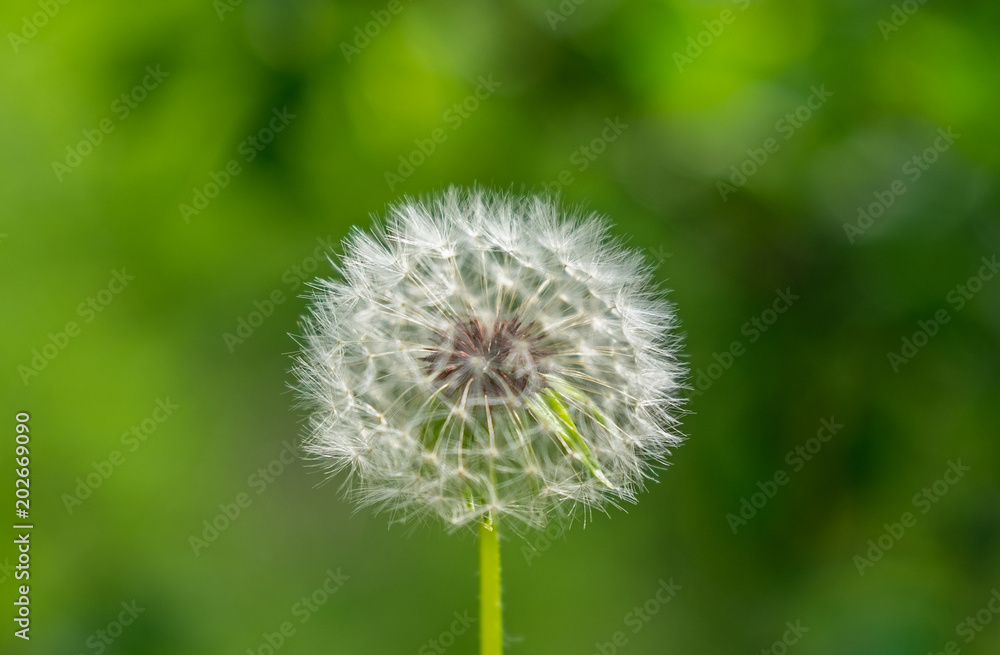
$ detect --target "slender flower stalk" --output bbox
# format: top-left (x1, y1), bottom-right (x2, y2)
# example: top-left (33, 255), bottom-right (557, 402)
top-left (479, 521), bottom-right (502, 655)
top-left (293, 187), bottom-right (685, 652)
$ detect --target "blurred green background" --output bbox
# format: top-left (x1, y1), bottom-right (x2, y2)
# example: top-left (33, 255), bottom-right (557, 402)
top-left (2, 0), bottom-right (999, 653)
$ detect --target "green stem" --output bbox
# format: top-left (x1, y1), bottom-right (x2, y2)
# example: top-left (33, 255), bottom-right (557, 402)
top-left (479, 520), bottom-right (503, 655)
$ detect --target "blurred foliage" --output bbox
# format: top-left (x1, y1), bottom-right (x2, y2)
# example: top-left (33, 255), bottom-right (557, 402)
top-left (1, 0), bottom-right (999, 653)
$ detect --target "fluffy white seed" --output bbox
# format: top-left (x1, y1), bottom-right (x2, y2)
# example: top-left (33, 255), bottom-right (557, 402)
top-left (293, 187), bottom-right (685, 532)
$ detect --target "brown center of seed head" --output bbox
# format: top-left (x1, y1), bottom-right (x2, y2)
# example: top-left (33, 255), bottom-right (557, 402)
top-left (425, 317), bottom-right (552, 402)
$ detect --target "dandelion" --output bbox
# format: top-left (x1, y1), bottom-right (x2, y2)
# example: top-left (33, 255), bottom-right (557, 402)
top-left (293, 187), bottom-right (685, 654)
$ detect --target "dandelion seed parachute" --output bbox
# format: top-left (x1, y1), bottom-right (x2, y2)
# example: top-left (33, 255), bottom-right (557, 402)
top-left (294, 188), bottom-right (684, 532)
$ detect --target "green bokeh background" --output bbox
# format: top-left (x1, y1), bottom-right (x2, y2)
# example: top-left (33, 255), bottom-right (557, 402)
top-left (2, 0), bottom-right (999, 653)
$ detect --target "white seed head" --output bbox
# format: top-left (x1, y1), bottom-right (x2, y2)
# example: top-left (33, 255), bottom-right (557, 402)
top-left (293, 187), bottom-right (685, 532)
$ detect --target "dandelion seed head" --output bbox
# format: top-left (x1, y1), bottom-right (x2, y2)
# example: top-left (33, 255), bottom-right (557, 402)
top-left (294, 187), bottom-right (685, 532)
